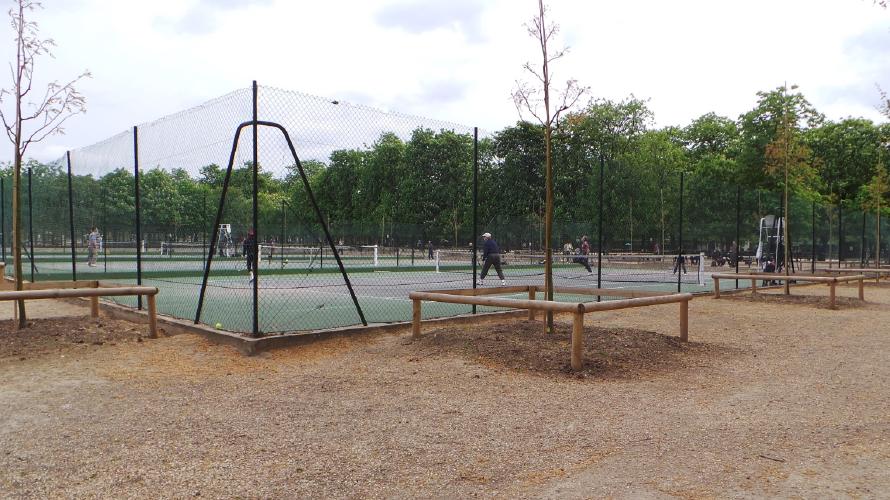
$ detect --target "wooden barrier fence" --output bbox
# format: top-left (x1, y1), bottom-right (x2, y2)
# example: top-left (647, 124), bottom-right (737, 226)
top-left (409, 285), bottom-right (693, 371)
top-left (1, 285), bottom-right (160, 338)
top-left (711, 273), bottom-right (865, 309)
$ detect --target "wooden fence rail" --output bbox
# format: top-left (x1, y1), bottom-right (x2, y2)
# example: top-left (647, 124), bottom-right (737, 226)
top-left (409, 285), bottom-right (693, 371)
top-left (711, 273), bottom-right (865, 309)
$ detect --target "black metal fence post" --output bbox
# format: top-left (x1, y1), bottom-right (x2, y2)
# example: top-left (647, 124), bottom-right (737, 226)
top-left (280, 199), bottom-right (286, 268)
top-left (133, 126), bottom-right (143, 309)
top-left (1, 177), bottom-right (5, 264)
top-left (597, 155), bottom-right (604, 301)
top-left (838, 202), bottom-right (844, 267)
top-left (861, 210), bottom-right (866, 265)
top-left (102, 186), bottom-right (108, 272)
top-left (811, 200), bottom-right (816, 273)
top-left (66, 151), bottom-right (77, 281)
top-left (252, 80), bottom-right (260, 337)
top-left (27, 167), bottom-right (34, 282)
top-left (472, 127), bottom-right (478, 314)
top-left (202, 191), bottom-right (207, 265)
top-left (677, 171), bottom-right (684, 294)
top-left (735, 185), bottom-right (740, 288)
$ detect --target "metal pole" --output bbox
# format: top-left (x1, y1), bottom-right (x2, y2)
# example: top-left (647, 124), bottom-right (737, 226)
top-left (597, 155), bottom-right (604, 301)
top-left (472, 127), bottom-right (478, 314)
top-left (102, 186), bottom-right (108, 272)
top-left (1, 177), bottom-right (6, 264)
top-left (133, 126), bottom-right (143, 309)
top-left (811, 200), bottom-right (816, 273)
top-left (195, 128), bottom-right (242, 325)
top-left (27, 167), bottom-right (34, 282)
top-left (860, 210), bottom-right (866, 266)
top-left (677, 171), bottom-right (684, 294)
top-left (66, 151), bottom-right (77, 281)
top-left (202, 191), bottom-right (207, 265)
top-left (838, 203), bottom-right (844, 267)
top-left (280, 200), bottom-right (285, 268)
top-left (252, 80), bottom-right (260, 337)
top-left (735, 185), bottom-right (740, 288)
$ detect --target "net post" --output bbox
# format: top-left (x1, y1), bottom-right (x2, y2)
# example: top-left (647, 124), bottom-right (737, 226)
top-left (374, 245), bottom-right (378, 267)
top-left (698, 252), bottom-right (705, 286)
top-left (435, 250), bottom-right (440, 273)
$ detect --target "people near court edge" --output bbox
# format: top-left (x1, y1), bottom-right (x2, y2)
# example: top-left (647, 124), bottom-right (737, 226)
top-left (427, 240), bottom-right (434, 260)
top-left (762, 258), bottom-right (777, 286)
top-left (573, 235), bottom-right (593, 274)
top-left (244, 228), bottom-right (257, 283)
top-left (672, 251), bottom-right (687, 274)
top-left (477, 232), bottom-right (506, 286)
top-left (87, 227), bottom-right (100, 267)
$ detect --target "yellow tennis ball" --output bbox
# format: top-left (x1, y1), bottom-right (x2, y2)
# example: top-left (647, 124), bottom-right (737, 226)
top-left (214, 322), bottom-right (223, 329)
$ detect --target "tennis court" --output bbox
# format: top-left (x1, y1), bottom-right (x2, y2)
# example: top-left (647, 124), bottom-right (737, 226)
top-left (10, 248), bottom-right (721, 334)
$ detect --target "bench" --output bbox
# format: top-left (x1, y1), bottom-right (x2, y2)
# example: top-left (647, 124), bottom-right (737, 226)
top-left (711, 273), bottom-right (865, 309)
top-left (409, 285), bottom-right (693, 371)
top-left (1, 283), bottom-right (160, 338)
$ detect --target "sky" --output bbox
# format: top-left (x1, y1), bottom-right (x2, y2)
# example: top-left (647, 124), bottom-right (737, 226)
top-left (2, 0), bottom-right (889, 163)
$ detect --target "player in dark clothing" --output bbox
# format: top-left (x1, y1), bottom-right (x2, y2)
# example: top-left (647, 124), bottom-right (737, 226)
top-left (478, 232), bottom-right (506, 286)
top-left (244, 228), bottom-right (257, 282)
top-left (574, 235), bottom-right (593, 274)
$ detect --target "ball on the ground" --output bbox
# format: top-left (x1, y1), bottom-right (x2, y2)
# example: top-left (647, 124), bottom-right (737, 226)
top-left (214, 322), bottom-right (223, 329)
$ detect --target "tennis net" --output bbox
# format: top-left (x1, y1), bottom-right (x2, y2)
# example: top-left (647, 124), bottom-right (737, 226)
top-left (435, 250), bottom-right (705, 285)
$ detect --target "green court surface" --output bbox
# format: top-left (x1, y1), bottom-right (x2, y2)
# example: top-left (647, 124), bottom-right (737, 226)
top-left (9, 250), bottom-right (731, 334)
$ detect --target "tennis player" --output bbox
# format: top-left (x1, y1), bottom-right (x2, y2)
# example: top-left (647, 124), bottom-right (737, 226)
top-left (478, 232), bottom-right (506, 286)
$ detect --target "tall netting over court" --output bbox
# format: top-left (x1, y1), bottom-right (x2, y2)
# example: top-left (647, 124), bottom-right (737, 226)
top-left (9, 83), bottom-right (889, 336)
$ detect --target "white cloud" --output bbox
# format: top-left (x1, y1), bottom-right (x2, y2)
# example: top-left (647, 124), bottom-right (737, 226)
top-left (1, 0), bottom-right (888, 164)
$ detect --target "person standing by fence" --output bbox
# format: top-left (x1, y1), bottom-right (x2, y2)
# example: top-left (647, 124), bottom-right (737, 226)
top-left (477, 232), bottom-right (506, 286)
top-left (244, 228), bottom-right (257, 283)
top-left (87, 227), bottom-right (99, 267)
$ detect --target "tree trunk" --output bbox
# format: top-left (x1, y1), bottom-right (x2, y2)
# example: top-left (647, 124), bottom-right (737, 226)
top-left (13, 152), bottom-right (26, 327)
top-left (536, 0), bottom-right (555, 334)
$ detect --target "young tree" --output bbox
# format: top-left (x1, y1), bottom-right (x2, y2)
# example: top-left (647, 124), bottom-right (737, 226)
top-left (763, 85), bottom-right (817, 293)
top-left (0, 0), bottom-right (89, 327)
top-left (512, 0), bottom-right (586, 333)
top-left (861, 164), bottom-right (889, 267)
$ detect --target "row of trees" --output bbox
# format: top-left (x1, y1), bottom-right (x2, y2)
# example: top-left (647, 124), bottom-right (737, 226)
top-left (1, 85), bottom-right (888, 258)
top-left (2, 86), bottom-right (889, 255)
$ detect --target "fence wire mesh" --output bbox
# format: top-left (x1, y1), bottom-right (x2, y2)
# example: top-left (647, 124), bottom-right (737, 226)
top-left (3, 84), bottom-right (888, 335)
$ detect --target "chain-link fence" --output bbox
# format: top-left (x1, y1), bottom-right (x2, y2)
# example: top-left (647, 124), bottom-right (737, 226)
top-left (2, 83), bottom-right (887, 336)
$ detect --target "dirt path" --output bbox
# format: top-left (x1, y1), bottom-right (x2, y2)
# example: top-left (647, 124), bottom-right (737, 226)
top-left (1, 282), bottom-right (888, 497)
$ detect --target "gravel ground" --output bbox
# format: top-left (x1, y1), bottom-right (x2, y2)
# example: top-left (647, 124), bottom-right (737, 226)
top-left (1, 281), bottom-right (889, 498)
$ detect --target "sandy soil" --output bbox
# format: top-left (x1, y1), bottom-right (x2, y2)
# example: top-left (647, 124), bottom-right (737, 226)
top-left (1, 282), bottom-right (889, 498)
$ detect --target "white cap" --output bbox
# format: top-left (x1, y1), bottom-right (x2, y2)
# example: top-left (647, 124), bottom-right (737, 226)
top-left (482, 232), bottom-right (491, 238)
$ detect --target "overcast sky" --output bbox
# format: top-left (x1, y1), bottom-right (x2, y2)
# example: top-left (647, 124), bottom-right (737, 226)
top-left (3, 0), bottom-right (889, 163)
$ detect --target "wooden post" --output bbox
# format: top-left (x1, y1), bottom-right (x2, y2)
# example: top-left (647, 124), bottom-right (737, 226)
top-left (90, 297), bottom-right (99, 318)
top-left (412, 299), bottom-right (421, 339)
top-left (527, 286), bottom-right (536, 320)
top-left (571, 312), bottom-right (584, 371)
top-left (713, 277), bottom-right (720, 298)
top-left (829, 282), bottom-right (836, 309)
top-left (90, 281), bottom-right (99, 318)
top-left (680, 299), bottom-right (689, 342)
top-left (146, 294), bottom-right (158, 339)
top-left (858, 278), bottom-right (864, 301)
top-left (751, 278), bottom-right (757, 295)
